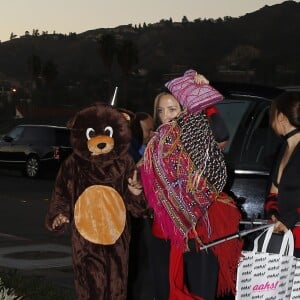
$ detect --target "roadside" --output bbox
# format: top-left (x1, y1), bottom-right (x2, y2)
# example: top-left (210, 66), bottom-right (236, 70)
top-left (0, 232), bottom-right (75, 299)
top-left (0, 119), bottom-right (74, 298)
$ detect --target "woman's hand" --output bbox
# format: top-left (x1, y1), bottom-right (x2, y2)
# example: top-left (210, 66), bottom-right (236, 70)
top-left (194, 73), bottom-right (209, 85)
top-left (128, 169), bottom-right (143, 196)
top-left (273, 220), bottom-right (288, 233)
top-left (270, 214), bottom-right (288, 233)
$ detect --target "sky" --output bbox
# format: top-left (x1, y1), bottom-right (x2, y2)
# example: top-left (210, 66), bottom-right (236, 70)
top-left (0, 0), bottom-right (297, 42)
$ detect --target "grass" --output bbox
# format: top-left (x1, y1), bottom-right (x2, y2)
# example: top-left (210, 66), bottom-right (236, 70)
top-left (0, 270), bottom-right (74, 300)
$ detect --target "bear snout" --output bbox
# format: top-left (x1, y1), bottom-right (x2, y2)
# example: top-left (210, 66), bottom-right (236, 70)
top-left (97, 143), bottom-right (106, 149)
top-left (87, 135), bottom-right (115, 155)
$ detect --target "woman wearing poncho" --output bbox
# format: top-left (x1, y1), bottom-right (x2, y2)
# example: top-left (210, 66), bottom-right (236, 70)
top-left (141, 72), bottom-right (243, 300)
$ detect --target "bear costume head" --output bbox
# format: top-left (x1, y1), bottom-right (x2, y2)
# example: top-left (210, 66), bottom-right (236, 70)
top-left (67, 102), bottom-right (131, 162)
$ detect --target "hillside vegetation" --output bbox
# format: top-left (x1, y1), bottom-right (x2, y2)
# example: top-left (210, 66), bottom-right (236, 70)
top-left (0, 1), bottom-right (299, 112)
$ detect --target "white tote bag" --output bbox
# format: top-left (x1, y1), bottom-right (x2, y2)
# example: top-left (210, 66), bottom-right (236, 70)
top-left (289, 256), bottom-right (300, 298)
top-left (236, 225), bottom-right (295, 300)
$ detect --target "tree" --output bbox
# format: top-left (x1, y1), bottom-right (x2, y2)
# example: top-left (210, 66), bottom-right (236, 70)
top-left (32, 29), bottom-right (40, 37)
top-left (97, 33), bottom-right (117, 74)
top-left (226, 45), bottom-right (261, 69)
top-left (117, 39), bottom-right (138, 75)
top-left (10, 32), bottom-right (17, 40)
top-left (42, 60), bottom-right (58, 85)
top-left (97, 33), bottom-right (117, 99)
top-left (116, 39), bottom-right (139, 107)
top-left (182, 16), bottom-right (189, 23)
top-left (27, 54), bottom-right (42, 89)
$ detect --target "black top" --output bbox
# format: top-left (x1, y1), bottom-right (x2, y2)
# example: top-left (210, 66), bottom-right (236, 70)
top-left (271, 140), bottom-right (300, 228)
top-left (128, 137), bottom-right (142, 163)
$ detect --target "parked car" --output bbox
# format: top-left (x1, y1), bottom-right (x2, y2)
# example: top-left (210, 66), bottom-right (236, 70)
top-left (0, 124), bottom-right (72, 178)
top-left (212, 82), bottom-right (285, 220)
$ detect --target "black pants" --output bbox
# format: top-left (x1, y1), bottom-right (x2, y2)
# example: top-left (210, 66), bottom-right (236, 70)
top-left (149, 236), bottom-right (218, 300)
top-left (184, 240), bottom-right (218, 300)
top-left (127, 217), bottom-right (154, 300)
top-left (148, 233), bottom-right (170, 300)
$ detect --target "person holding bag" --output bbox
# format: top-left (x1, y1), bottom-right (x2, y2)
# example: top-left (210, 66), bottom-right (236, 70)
top-left (265, 91), bottom-right (300, 257)
top-left (141, 70), bottom-right (242, 300)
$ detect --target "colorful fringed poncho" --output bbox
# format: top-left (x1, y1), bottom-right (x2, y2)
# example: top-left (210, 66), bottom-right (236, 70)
top-left (142, 111), bottom-right (226, 248)
top-left (141, 111), bottom-right (243, 298)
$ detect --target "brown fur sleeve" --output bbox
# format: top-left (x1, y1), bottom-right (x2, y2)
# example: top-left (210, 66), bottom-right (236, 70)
top-left (45, 157), bottom-right (74, 233)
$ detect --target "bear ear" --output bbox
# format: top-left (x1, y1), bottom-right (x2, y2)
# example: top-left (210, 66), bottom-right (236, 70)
top-left (121, 112), bottom-right (131, 121)
top-left (66, 113), bottom-right (77, 129)
top-left (116, 108), bottom-right (134, 122)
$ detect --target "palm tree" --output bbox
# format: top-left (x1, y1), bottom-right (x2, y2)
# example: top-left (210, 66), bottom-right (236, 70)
top-left (10, 32), bottom-right (17, 40)
top-left (116, 39), bottom-right (139, 107)
top-left (27, 54), bottom-right (42, 89)
top-left (97, 33), bottom-right (117, 99)
top-left (42, 60), bottom-right (58, 85)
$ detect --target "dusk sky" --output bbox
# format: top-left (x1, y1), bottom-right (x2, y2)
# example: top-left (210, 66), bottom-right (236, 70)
top-left (0, 0), bottom-right (297, 42)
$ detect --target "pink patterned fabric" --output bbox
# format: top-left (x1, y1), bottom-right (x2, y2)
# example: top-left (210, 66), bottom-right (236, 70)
top-left (165, 69), bottom-right (224, 113)
top-left (141, 112), bottom-right (226, 250)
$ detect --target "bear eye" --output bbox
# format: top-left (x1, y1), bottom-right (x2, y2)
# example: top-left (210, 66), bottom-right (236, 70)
top-left (104, 126), bottom-right (113, 137)
top-left (86, 128), bottom-right (96, 140)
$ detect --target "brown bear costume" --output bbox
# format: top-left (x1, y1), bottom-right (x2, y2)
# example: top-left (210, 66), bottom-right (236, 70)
top-left (45, 103), bottom-right (148, 300)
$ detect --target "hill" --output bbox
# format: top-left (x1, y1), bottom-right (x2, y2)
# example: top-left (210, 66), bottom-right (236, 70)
top-left (0, 0), bottom-right (300, 112)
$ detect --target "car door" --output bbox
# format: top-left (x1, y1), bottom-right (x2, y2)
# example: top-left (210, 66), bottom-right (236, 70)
top-left (217, 97), bottom-right (282, 219)
top-left (0, 126), bottom-right (25, 164)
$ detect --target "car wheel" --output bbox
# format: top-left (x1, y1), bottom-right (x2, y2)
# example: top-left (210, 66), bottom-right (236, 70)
top-left (25, 156), bottom-right (40, 178)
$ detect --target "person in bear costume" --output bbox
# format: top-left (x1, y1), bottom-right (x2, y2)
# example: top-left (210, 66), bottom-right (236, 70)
top-left (45, 102), bottom-right (148, 300)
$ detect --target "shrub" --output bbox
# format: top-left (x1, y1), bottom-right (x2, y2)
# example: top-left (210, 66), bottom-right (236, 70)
top-left (0, 271), bottom-right (74, 300)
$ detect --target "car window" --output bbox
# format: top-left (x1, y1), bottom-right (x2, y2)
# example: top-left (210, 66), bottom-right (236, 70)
top-left (216, 99), bottom-right (251, 153)
top-left (21, 127), bottom-right (55, 144)
top-left (55, 128), bottom-right (71, 146)
top-left (241, 105), bottom-right (281, 171)
top-left (6, 126), bottom-right (24, 141)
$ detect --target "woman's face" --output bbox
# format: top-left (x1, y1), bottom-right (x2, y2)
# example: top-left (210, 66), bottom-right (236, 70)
top-left (157, 94), bottom-right (181, 124)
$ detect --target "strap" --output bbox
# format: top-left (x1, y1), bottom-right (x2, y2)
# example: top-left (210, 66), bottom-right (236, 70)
top-left (253, 225), bottom-right (294, 256)
top-left (253, 225), bottom-right (273, 252)
top-left (280, 230), bottom-right (294, 256)
top-left (261, 225), bottom-right (275, 252)
top-left (283, 128), bottom-right (300, 140)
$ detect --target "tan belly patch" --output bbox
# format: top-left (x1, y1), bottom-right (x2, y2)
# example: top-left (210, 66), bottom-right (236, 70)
top-left (74, 185), bottom-right (126, 245)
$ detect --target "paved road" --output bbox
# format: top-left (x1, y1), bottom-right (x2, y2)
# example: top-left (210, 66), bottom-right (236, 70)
top-left (0, 169), bottom-right (154, 300)
top-left (0, 169), bottom-right (74, 298)
top-left (0, 169), bottom-right (70, 243)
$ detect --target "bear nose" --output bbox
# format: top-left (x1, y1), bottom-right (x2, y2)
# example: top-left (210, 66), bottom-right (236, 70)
top-left (97, 143), bottom-right (106, 149)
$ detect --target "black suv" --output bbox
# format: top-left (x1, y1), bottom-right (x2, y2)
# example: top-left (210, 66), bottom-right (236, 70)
top-left (213, 82), bottom-right (284, 220)
top-left (0, 124), bottom-right (72, 178)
